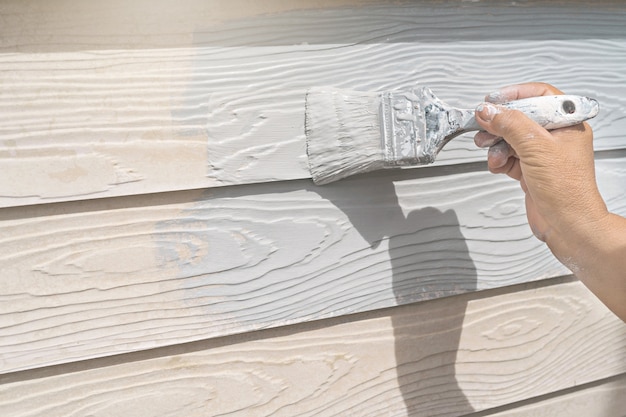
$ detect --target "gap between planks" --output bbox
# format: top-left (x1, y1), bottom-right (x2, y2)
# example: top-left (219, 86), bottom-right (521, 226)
top-left (1, 156), bottom-right (624, 374)
top-left (2, 148), bottom-right (624, 219)
top-left (463, 373), bottom-right (626, 417)
top-left (0, 158), bottom-right (491, 221)
top-left (0, 276), bottom-right (624, 417)
top-left (0, 274), bottom-right (580, 384)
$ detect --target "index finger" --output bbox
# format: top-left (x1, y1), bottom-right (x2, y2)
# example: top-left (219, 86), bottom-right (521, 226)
top-left (486, 82), bottom-right (564, 103)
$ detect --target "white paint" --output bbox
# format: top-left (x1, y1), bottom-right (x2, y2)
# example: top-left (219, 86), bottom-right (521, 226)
top-left (305, 87), bottom-right (385, 185)
top-left (1, 3), bottom-right (626, 205)
top-left (497, 95), bottom-right (599, 130)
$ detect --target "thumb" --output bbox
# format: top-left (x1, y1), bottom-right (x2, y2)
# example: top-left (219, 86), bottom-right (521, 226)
top-left (475, 102), bottom-right (553, 158)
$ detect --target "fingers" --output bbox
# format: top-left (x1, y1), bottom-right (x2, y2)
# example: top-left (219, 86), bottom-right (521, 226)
top-left (489, 144), bottom-right (522, 180)
top-left (488, 141), bottom-right (512, 170)
top-left (474, 103), bottom-right (554, 159)
top-left (474, 131), bottom-right (501, 148)
top-left (485, 82), bottom-right (564, 103)
top-left (475, 134), bottom-right (523, 179)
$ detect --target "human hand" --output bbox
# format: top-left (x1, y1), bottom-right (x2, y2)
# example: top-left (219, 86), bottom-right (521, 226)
top-left (473, 82), bottom-right (626, 321)
top-left (473, 83), bottom-right (608, 260)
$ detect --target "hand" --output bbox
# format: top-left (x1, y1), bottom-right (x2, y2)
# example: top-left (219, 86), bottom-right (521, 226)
top-left (473, 83), bottom-right (608, 257)
top-left (473, 83), bottom-right (626, 322)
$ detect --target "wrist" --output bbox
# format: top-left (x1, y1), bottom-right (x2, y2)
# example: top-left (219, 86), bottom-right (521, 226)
top-left (560, 212), bottom-right (626, 321)
top-left (547, 209), bottom-right (622, 279)
top-left (544, 201), bottom-right (610, 274)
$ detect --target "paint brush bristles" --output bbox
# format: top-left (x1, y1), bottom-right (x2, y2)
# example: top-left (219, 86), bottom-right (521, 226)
top-left (305, 87), bottom-right (385, 185)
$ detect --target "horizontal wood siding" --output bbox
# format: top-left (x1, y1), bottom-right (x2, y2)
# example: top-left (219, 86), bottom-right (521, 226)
top-left (1, 1), bottom-right (625, 206)
top-left (1, 280), bottom-right (625, 417)
top-left (1, 1), bottom-right (625, 416)
top-left (482, 375), bottom-right (626, 417)
top-left (1, 157), bottom-right (624, 374)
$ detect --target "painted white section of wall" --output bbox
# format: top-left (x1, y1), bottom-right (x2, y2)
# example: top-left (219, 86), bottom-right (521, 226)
top-left (1, 1), bottom-right (625, 206)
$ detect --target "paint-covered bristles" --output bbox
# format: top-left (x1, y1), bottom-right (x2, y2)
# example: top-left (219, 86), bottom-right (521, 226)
top-left (305, 87), bottom-right (385, 185)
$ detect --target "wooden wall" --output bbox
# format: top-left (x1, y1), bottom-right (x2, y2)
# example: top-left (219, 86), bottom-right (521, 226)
top-left (1, 1), bottom-right (625, 416)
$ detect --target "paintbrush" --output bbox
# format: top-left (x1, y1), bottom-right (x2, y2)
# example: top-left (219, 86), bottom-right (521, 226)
top-left (304, 86), bottom-right (599, 185)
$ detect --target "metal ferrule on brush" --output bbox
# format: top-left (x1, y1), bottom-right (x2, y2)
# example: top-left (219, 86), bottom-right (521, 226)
top-left (380, 91), bottom-right (433, 167)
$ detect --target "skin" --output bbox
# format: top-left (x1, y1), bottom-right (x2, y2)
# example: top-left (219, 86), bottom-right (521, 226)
top-left (473, 82), bottom-right (626, 322)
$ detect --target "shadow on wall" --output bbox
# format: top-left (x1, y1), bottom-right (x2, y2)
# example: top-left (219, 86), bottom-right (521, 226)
top-left (313, 171), bottom-right (478, 416)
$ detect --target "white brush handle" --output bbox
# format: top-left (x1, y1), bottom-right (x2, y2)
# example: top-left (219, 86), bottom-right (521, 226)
top-left (463, 95), bottom-right (599, 131)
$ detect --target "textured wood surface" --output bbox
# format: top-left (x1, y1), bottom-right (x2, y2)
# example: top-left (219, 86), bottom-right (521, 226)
top-left (482, 375), bottom-right (626, 417)
top-left (1, 280), bottom-right (624, 417)
top-left (1, 157), bottom-right (624, 374)
top-left (1, 1), bottom-right (626, 206)
top-left (2, 1), bottom-right (626, 414)
top-left (0, 0), bottom-right (383, 52)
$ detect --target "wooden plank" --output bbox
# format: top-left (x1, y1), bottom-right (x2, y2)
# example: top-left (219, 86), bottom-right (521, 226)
top-left (1, 280), bottom-right (624, 417)
top-left (0, 0), bottom-right (384, 52)
top-left (1, 157), bottom-right (624, 374)
top-left (479, 375), bottom-right (626, 417)
top-left (1, 1), bottom-right (626, 207)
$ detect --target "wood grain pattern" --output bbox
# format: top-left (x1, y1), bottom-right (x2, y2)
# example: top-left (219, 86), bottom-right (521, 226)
top-left (0, 0), bottom-right (384, 52)
top-left (2, 2), bottom-right (626, 413)
top-left (482, 375), bottom-right (626, 417)
top-left (1, 280), bottom-right (624, 417)
top-left (1, 1), bottom-right (626, 206)
top-left (1, 157), bottom-right (624, 374)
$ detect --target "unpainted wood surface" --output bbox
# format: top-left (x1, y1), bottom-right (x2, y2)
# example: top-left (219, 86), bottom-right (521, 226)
top-left (0, 0), bottom-right (383, 52)
top-left (482, 375), bottom-right (626, 417)
top-left (1, 1), bottom-right (626, 206)
top-left (1, 157), bottom-right (624, 374)
top-left (1, 280), bottom-right (624, 417)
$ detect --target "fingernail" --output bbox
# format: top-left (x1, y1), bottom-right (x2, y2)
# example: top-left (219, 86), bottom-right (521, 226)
top-left (487, 140), bottom-right (509, 168)
top-left (486, 85), bottom-right (517, 104)
top-left (486, 91), bottom-right (505, 103)
top-left (476, 103), bottom-right (499, 122)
